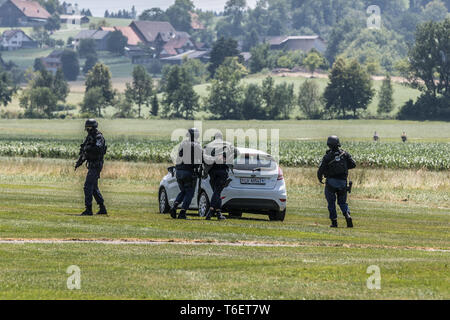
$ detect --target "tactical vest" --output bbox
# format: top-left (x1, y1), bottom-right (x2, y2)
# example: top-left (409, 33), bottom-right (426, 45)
top-left (326, 151), bottom-right (348, 177)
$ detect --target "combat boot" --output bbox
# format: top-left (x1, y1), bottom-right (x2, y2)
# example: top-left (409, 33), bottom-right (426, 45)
top-left (217, 211), bottom-right (226, 221)
top-left (97, 204), bottom-right (108, 215)
top-left (170, 203), bottom-right (179, 219)
top-left (178, 210), bottom-right (188, 220)
top-left (344, 214), bottom-right (353, 228)
top-left (330, 219), bottom-right (338, 228)
top-left (205, 209), bottom-right (214, 220)
top-left (80, 206), bottom-right (93, 216)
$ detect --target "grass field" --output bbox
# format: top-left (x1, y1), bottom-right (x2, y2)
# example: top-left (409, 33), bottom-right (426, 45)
top-left (0, 157), bottom-right (448, 299)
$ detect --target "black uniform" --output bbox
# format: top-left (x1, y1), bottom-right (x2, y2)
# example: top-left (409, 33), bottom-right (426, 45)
top-left (317, 142), bottom-right (356, 227)
top-left (203, 138), bottom-right (235, 220)
top-left (170, 130), bottom-right (203, 219)
top-left (77, 129), bottom-right (107, 215)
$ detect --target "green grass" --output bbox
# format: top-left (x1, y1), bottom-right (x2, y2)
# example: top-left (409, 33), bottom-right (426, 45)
top-left (0, 158), bottom-right (448, 299)
top-left (0, 119), bottom-right (448, 142)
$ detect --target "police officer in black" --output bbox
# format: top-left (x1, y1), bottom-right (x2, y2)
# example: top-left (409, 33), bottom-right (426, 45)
top-left (203, 132), bottom-right (234, 221)
top-left (75, 119), bottom-right (108, 216)
top-left (317, 136), bottom-right (356, 228)
top-left (170, 128), bottom-right (203, 220)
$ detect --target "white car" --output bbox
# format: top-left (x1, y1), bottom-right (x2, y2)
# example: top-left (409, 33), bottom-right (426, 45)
top-left (158, 148), bottom-right (287, 221)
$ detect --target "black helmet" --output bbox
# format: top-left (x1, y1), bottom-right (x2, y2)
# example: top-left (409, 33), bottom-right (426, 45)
top-left (187, 128), bottom-right (200, 141)
top-left (85, 119), bottom-right (98, 130)
top-left (327, 135), bottom-right (341, 149)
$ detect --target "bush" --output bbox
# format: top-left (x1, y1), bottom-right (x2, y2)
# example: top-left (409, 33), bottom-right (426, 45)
top-left (397, 95), bottom-right (450, 120)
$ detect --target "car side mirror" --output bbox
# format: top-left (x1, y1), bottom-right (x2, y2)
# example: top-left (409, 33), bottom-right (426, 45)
top-left (168, 166), bottom-right (175, 177)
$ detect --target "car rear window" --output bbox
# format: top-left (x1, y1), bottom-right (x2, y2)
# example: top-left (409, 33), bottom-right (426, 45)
top-left (233, 154), bottom-right (276, 171)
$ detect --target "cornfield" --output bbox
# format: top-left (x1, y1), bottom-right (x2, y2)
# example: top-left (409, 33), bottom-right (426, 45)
top-left (0, 139), bottom-right (448, 171)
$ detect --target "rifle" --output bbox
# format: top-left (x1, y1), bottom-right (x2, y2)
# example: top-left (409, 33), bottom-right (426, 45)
top-left (75, 154), bottom-right (86, 171)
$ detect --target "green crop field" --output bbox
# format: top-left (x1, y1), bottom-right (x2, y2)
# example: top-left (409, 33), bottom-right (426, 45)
top-left (0, 119), bottom-right (448, 299)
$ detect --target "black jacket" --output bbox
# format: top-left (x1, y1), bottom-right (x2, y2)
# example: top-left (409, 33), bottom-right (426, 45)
top-left (317, 148), bottom-right (356, 181)
top-left (80, 130), bottom-right (106, 164)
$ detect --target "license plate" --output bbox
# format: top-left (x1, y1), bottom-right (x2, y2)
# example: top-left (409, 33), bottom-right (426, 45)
top-left (240, 178), bottom-right (265, 185)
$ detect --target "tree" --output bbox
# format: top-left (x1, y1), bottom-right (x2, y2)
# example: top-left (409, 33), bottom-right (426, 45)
top-left (223, 0), bottom-right (247, 37)
top-left (324, 58), bottom-right (375, 118)
top-left (405, 18), bottom-right (450, 97)
top-left (303, 51), bottom-right (325, 76)
top-left (81, 87), bottom-right (106, 117)
top-left (0, 70), bottom-right (16, 107)
top-left (273, 82), bottom-right (295, 119)
top-left (125, 65), bottom-right (153, 118)
top-left (206, 57), bottom-right (247, 119)
top-left (162, 65), bottom-right (199, 119)
top-left (242, 83), bottom-right (265, 119)
top-left (107, 30), bottom-right (128, 55)
top-left (208, 37), bottom-right (241, 77)
top-left (166, 0), bottom-right (194, 32)
top-left (53, 68), bottom-right (69, 102)
top-left (60, 50), bottom-right (80, 81)
top-left (298, 80), bottom-right (323, 119)
top-left (83, 54), bottom-right (98, 74)
top-left (139, 8), bottom-right (168, 21)
top-left (113, 94), bottom-right (135, 118)
top-left (377, 74), bottom-right (395, 114)
top-left (33, 58), bottom-right (45, 72)
top-left (85, 63), bottom-right (115, 108)
top-left (19, 69), bottom-right (67, 118)
top-left (262, 76), bottom-right (275, 117)
top-left (249, 43), bottom-right (270, 73)
top-left (77, 38), bottom-right (97, 58)
top-left (45, 13), bottom-right (61, 31)
top-left (150, 94), bottom-right (159, 116)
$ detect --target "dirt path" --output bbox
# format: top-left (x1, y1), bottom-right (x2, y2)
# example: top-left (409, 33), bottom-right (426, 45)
top-left (0, 238), bottom-right (448, 253)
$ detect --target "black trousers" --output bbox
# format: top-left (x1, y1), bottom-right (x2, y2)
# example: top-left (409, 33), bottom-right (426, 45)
top-left (209, 169), bottom-right (228, 210)
top-left (84, 163), bottom-right (104, 208)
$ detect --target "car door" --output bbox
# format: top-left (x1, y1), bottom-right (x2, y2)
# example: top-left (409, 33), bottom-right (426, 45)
top-left (166, 168), bottom-right (180, 206)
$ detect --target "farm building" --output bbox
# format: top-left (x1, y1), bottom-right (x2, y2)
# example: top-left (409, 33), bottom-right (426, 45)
top-left (60, 15), bottom-right (90, 25)
top-left (73, 29), bottom-right (111, 51)
top-left (0, 0), bottom-right (51, 27)
top-left (266, 35), bottom-right (327, 54)
top-left (0, 29), bottom-right (37, 50)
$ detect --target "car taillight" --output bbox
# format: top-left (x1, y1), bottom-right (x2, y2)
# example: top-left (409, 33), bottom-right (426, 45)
top-left (277, 167), bottom-right (284, 180)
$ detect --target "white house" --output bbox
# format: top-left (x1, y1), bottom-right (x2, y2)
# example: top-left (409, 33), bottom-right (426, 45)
top-left (0, 29), bottom-right (37, 50)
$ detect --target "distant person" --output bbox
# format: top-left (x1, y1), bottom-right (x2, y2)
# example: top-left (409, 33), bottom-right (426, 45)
top-left (170, 128), bottom-right (203, 220)
top-left (373, 131), bottom-right (379, 142)
top-left (202, 132), bottom-right (235, 221)
top-left (317, 136), bottom-right (356, 228)
top-left (401, 132), bottom-right (407, 143)
top-left (75, 119), bottom-right (108, 216)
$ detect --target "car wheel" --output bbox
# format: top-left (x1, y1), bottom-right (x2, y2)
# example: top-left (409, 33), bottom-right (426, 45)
top-left (198, 191), bottom-right (210, 217)
top-left (269, 209), bottom-right (286, 222)
top-left (229, 211), bottom-right (242, 218)
top-left (159, 188), bottom-right (170, 214)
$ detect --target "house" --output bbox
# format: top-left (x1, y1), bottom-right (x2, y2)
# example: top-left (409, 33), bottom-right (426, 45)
top-left (266, 35), bottom-right (327, 54)
top-left (60, 15), bottom-right (90, 25)
top-left (160, 49), bottom-right (210, 65)
top-left (74, 29), bottom-right (111, 51)
top-left (40, 49), bottom-right (63, 74)
top-left (0, 0), bottom-right (51, 27)
top-left (0, 29), bottom-right (37, 50)
top-left (130, 21), bottom-right (177, 47)
top-left (159, 31), bottom-right (196, 58)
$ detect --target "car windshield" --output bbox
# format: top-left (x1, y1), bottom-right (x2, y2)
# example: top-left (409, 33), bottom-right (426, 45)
top-left (233, 154), bottom-right (276, 171)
